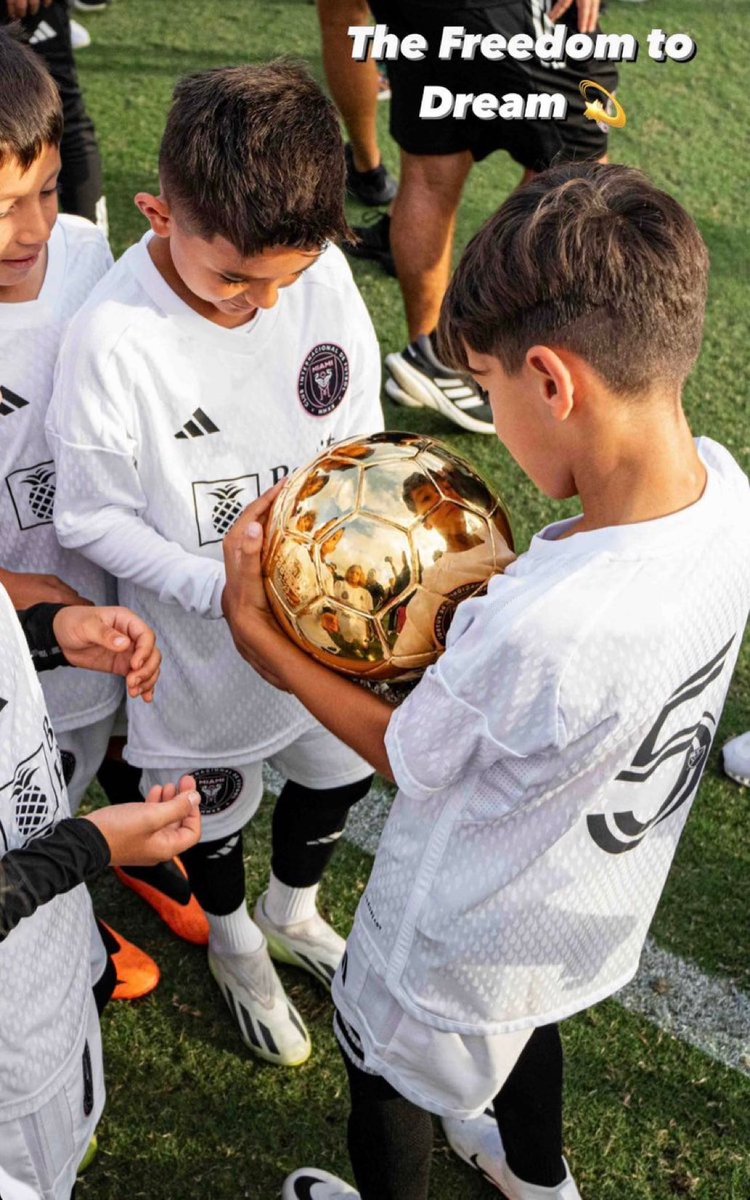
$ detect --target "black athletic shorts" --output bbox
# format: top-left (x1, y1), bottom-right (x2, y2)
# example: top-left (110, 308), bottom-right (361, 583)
top-left (369, 0), bottom-right (619, 168)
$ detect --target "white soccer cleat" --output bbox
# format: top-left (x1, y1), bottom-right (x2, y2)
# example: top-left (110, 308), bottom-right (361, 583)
top-left (253, 892), bottom-right (346, 991)
top-left (282, 1168), bottom-right (360, 1198)
top-left (722, 731), bottom-right (750, 786)
top-left (208, 943), bottom-right (311, 1067)
top-left (442, 1111), bottom-right (582, 1198)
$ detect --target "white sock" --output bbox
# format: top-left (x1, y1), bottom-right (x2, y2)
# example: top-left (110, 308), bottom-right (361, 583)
top-left (207, 901), bottom-right (264, 956)
top-left (264, 873), bottom-right (319, 926)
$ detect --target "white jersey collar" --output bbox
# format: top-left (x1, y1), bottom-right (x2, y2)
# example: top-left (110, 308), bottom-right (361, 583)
top-left (124, 231), bottom-right (280, 356)
top-left (0, 218), bottom-right (66, 329)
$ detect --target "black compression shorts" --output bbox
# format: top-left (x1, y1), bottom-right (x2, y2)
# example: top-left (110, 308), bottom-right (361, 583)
top-left (369, 0), bottom-right (619, 168)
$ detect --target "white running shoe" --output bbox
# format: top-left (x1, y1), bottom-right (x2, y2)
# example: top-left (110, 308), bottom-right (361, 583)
top-left (282, 1168), bottom-right (360, 1198)
top-left (70, 19), bottom-right (91, 49)
top-left (253, 892), bottom-right (346, 991)
top-left (442, 1111), bottom-right (582, 1198)
top-left (385, 335), bottom-right (496, 435)
top-left (208, 943), bottom-right (311, 1066)
top-left (722, 731), bottom-right (750, 786)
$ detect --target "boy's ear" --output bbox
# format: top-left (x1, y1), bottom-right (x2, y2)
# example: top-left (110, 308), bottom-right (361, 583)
top-left (134, 192), bottom-right (172, 237)
top-left (526, 346), bottom-right (575, 422)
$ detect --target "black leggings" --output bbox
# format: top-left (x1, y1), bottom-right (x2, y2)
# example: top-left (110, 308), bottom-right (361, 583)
top-left (1, 0), bottom-right (104, 223)
top-left (342, 1024), bottom-right (565, 1200)
top-left (182, 775), bottom-right (374, 914)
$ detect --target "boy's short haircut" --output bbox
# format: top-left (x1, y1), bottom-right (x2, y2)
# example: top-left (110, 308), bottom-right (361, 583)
top-left (439, 162), bottom-right (710, 396)
top-left (0, 27), bottom-right (63, 170)
top-left (159, 59), bottom-right (351, 256)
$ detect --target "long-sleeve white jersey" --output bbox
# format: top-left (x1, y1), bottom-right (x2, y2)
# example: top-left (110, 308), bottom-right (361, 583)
top-left (0, 584), bottom-right (96, 1120)
top-left (47, 235), bottom-right (384, 766)
top-left (0, 215), bottom-right (120, 733)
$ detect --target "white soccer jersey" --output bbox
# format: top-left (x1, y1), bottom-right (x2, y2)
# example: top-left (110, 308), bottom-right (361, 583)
top-left (0, 215), bottom-right (120, 733)
top-left (47, 235), bottom-right (384, 767)
top-left (334, 439), bottom-right (750, 1043)
top-left (0, 584), bottom-right (95, 1121)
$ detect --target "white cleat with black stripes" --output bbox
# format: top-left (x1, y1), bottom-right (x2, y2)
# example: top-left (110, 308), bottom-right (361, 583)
top-left (385, 335), bottom-right (496, 435)
top-left (282, 1168), bottom-right (360, 1199)
top-left (208, 942), bottom-right (311, 1067)
top-left (253, 893), bottom-right (346, 992)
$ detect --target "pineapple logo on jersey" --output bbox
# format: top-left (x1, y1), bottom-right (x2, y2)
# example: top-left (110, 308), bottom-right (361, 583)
top-left (6, 460), bottom-right (56, 530)
top-left (298, 343), bottom-right (349, 417)
top-left (0, 743), bottom-right (62, 852)
top-left (192, 474), bottom-right (260, 546)
top-left (588, 637), bottom-right (735, 855)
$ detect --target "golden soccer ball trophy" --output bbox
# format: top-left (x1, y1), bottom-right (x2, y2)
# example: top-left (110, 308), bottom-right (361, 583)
top-left (262, 432), bottom-right (515, 681)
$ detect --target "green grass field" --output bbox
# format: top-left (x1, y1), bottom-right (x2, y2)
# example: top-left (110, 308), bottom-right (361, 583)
top-left (74, 1), bottom-right (750, 1196)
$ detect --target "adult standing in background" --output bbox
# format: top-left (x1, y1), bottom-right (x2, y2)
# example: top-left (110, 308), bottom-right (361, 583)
top-left (347, 0), bottom-right (616, 435)
top-left (0, 0), bottom-right (107, 230)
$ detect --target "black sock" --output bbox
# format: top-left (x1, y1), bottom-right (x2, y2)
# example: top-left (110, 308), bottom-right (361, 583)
top-left (271, 775), bottom-right (373, 887)
top-left (493, 1024), bottom-right (566, 1188)
top-left (96, 755), bottom-right (143, 805)
top-left (181, 831), bottom-right (245, 915)
top-left (343, 1048), bottom-right (433, 1200)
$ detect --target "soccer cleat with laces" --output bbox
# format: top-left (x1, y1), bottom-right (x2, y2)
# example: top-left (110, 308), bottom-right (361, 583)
top-left (722, 731), bottom-right (750, 786)
top-left (98, 920), bottom-right (160, 1001)
top-left (345, 144), bottom-right (398, 207)
top-left (114, 856), bottom-right (210, 945)
top-left (442, 1111), bottom-right (582, 1199)
top-left (253, 892), bottom-right (345, 991)
top-left (385, 335), bottom-right (496, 434)
top-left (208, 942), bottom-right (312, 1066)
top-left (282, 1168), bottom-right (360, 1199)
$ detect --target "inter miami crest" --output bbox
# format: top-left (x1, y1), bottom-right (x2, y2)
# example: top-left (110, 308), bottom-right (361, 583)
top-left (298, 344), bottom-right (349, 417)
top-left (588, 636), bottom-right (735, 855)
top-left (192, 767), bottom-right (243, 816)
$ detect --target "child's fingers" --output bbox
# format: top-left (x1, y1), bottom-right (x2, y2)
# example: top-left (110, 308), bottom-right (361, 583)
top-left (179, 774), bottom-right (197, 794)
top-left (147, 791), bottom-right (201, 829)
top-left (144, 784), bottom-right (163, 804)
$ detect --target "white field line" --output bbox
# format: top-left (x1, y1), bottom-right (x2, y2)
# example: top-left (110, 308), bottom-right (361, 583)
top-left (264, 768), bottom-right (750, 1077)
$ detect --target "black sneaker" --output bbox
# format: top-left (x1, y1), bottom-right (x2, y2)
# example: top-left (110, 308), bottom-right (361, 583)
top-left (344, 212), bottom-right (396, 277)
top-left (385, 335), bottom-right (496, 435)
top-left (345, 144), bottom-right (398, 207)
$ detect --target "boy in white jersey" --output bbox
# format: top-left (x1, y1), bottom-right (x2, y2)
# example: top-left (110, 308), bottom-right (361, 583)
top-left (48, 61), bottom-right (383, 1065)
top-left (219, 163), bottom-right (750, 1200)
top-left (0, 587), bottom-right (201, 1200)
top-left (0, 26), bottom-right (166, 1005)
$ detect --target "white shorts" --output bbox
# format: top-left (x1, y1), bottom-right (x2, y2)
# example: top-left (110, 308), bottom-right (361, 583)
top-left (56, 712), bottom-right (117, 815)
top-left (333, 944), bottom-right (532, 1120)
top-left (140, 721), bottom-right (372, 841)
top-left (0, 998), bottom-right (104, 1200)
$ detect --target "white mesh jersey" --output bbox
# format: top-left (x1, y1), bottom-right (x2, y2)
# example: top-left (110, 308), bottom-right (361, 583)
top-left (0, 584), bottom-right (95, 1120)
top-left (335, 439), bottom-right (750, 1037)
top-left (47, 235), bottom-right (384, 766)
top-left (0, 215), bottom-right (120, 733)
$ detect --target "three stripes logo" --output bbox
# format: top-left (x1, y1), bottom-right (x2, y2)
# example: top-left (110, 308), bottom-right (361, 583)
top-left (0, 386), bottom-right (29, 418)
top-left (175, 408), bottom-right (220, 439)
top-left (29, 20), bottom-right (57, 46)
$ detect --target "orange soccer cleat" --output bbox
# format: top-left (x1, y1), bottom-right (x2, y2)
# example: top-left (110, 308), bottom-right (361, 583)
top-left (114, 857), bottom-right (210, 945)
top-left (98, 921), bottom-right (161, 1001)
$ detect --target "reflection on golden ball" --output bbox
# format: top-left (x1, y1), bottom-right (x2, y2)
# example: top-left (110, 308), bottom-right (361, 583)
top-left (262, 432), bottom-right (515, 681)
